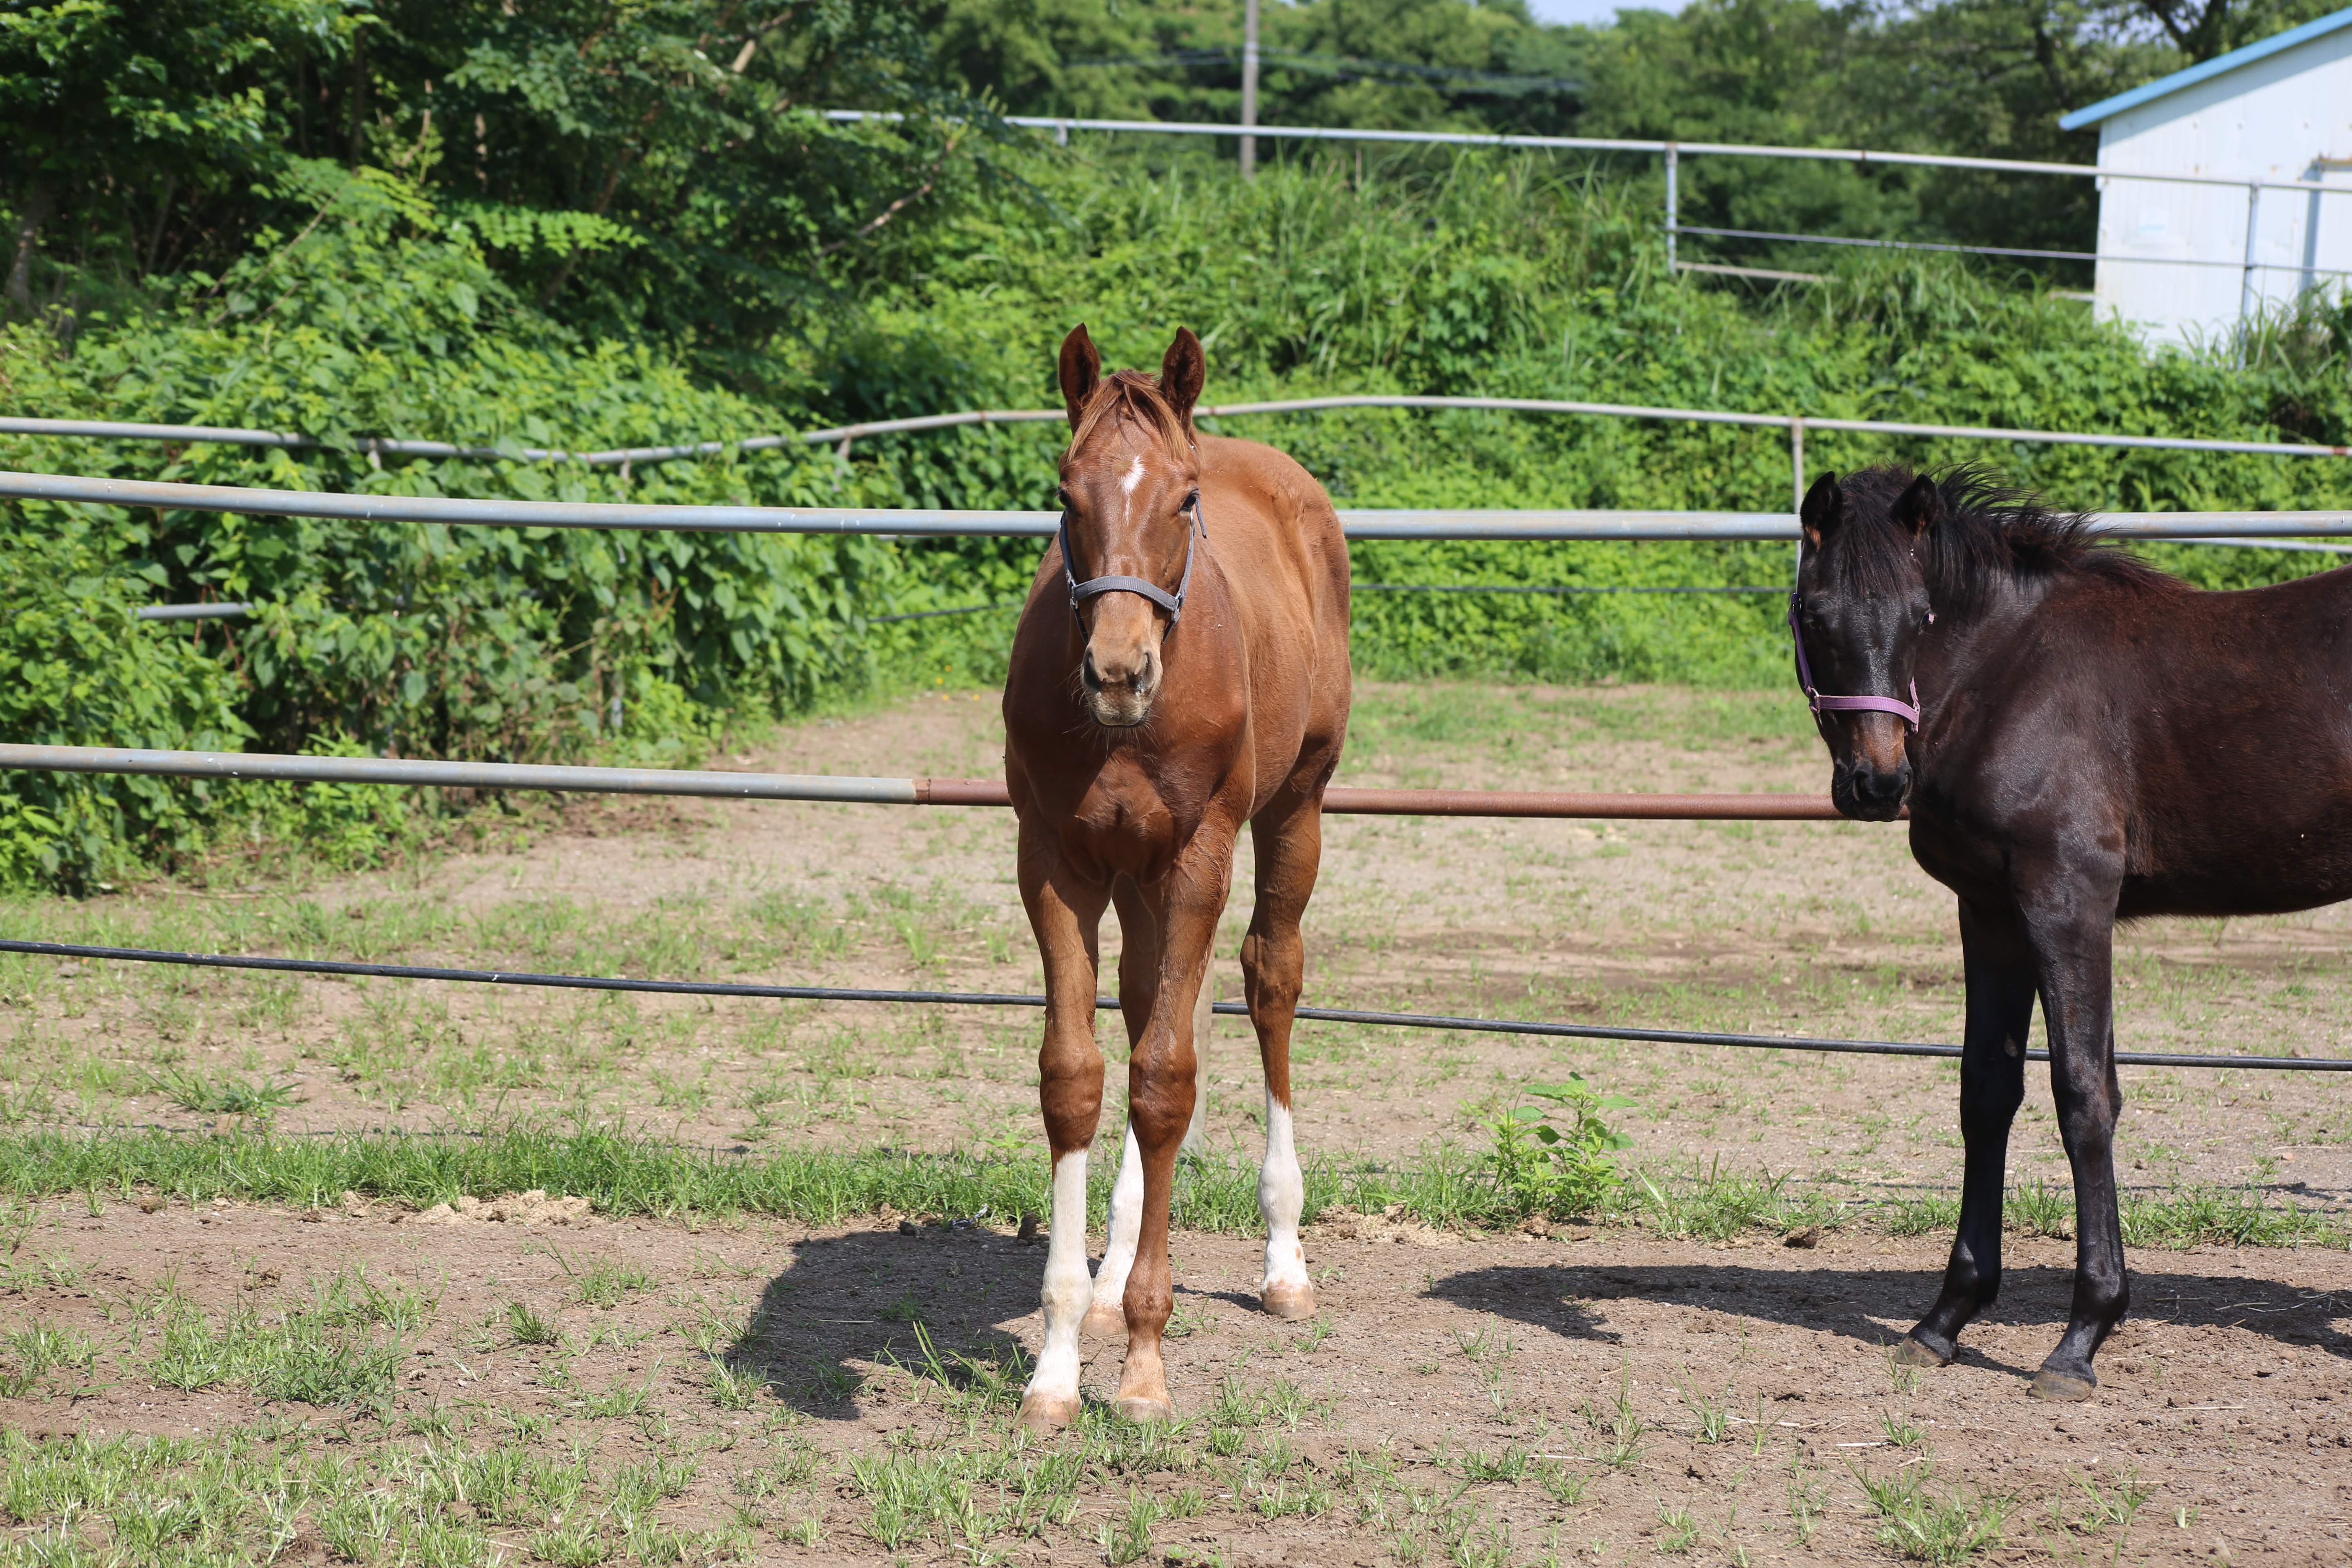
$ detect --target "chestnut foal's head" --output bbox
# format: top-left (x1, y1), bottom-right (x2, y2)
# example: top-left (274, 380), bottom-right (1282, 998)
top-left (1794, 472), bottom-right (1941, 821)
top-left (1054, 324), bottom-right (1207, 729)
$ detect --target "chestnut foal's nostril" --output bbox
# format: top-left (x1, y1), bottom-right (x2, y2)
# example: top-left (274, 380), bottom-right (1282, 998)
top-left (1081, 652), bottom-right (1102, 692)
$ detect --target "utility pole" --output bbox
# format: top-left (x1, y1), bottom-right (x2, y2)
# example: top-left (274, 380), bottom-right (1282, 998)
top-left (1241, 0), bottom-right (1260, 181)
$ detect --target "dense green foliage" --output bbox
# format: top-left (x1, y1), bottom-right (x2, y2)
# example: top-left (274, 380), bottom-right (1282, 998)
top-left (4, 1), bottom-right (2352, 886)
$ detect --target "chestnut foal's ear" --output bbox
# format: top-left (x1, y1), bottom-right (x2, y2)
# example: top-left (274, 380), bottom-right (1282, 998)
top-left (1058, 325), bottom-right (1102, 431)
top-left (1893, 474), bottom-right (1943, 539)
top-left (1799, 473), bottom-right (1843, 549)
top-left (1158, 327), bottom-right (1205, 436)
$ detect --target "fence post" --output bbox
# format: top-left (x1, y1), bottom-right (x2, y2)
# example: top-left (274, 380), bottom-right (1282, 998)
top-left (1665, 143), bottom-right (1678, 273)
top-left (1790, 417), bottom-right (1804, 516)
top-left (2239, 181), bottom-right (2263, 325)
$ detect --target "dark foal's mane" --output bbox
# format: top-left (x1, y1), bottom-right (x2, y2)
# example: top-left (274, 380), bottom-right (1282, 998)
top-left (1829, 465), bottom-right (2177, 612)
top-left (1064, 369), bottom-right (1192, 470)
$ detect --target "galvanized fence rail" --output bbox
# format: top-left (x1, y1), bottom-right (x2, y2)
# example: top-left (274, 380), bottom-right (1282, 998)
top-left (823, 110), bottom-right (2352, 293)
top-left (9, 394), bottom-right (2348, 492)
top-left (5, 939), bottom-right (2341, 1072)
top-left (8, 470), bottom-right (2352, 541)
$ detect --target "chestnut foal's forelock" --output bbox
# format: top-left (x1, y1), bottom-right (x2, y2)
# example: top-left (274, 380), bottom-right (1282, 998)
top-left (1062, 369), bottom-right (1193, 473)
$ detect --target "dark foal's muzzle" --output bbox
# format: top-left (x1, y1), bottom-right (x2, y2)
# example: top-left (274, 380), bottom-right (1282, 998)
top-left (1791, 592), bottom-right (1919, 821)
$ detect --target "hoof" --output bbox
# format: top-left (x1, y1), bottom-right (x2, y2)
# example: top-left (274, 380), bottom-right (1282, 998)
top-left (1016, 1392), bottom-right (1079, 1433)
top-left (1113, 1394), bottom-right (1175, 1424)
top-left (1080, 1301), bottom-right (1127, 1341)
top-left (2029, 1368), bottom-right (2096, 1403)
top-left (1891, 1336), bottom-right (1951, 1369)
top-left (1261, 1281), bottom-right (1317, 1321)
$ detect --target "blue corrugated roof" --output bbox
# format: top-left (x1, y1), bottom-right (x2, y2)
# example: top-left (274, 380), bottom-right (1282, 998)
top-left (2058, 5), bottom-right (2352, 130)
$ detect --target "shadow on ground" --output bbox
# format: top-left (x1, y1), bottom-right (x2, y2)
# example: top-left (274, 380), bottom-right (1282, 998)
top-left (719, 1224), bottom-right (1045, 1420)
top-left (1430, 1256), bottom-right (2352, 1374)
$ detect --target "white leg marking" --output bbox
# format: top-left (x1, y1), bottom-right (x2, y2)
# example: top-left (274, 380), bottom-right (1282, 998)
top-left (1022, 1150), bottom-right (1093, 1412)
top-left (1260, 1093), bottom-right (1309, 1297)
top-left (1091, 1124), bottom-right (1145, 1318)
top-left (1182, 965), bottom-right (1212, 1156)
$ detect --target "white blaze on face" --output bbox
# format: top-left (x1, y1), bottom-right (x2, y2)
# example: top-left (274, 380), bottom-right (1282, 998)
top-left (1259, 1092), bottom-right (1309, 1296)
top-left (1118, 454), bottom-right (1145, 526)
top-left (1022, 1149), bottom-right (1094, 1411)
top-left (1092, 1123), bottom-right (1145, 1317)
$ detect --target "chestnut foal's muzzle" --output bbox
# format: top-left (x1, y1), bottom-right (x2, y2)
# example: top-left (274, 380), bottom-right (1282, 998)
top-left (1788, 592), bottom-right (1920, 731)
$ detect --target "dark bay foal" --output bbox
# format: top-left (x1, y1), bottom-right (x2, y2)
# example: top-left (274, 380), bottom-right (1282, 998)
top-left (1791, 465), bottom-right (2352, 1400)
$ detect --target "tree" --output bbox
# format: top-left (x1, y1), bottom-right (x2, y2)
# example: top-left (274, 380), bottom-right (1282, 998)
top-left (0, 0), bottom-right (343, 318)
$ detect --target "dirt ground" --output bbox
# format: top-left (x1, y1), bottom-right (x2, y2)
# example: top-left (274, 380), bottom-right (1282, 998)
top-left (4, 1191), bottom-right (2348, 1565)
top-left (3, 682), bottom-right (2352, 1564)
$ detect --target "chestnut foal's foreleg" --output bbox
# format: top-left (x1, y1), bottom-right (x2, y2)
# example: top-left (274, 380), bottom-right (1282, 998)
top-left (1900, 900), bottom-right (2034, 1369)
top-left (1109, 842), bottom-right (1234, 1421)
top-left (1017, 844), bottom-right (1112, 1433)
top-left (1241, 796), bottom-right (1326, 1320)
top-left (1092, 864), bottom-right (1229, 1336)
top-left (2021, 886), bottom-right (2129, 1401)
top-left (1086, 878), bottom-right (1169, 1340)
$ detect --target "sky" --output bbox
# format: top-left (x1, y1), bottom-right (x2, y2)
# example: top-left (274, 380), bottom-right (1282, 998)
top-left (1523, 0), bottom-right (1641, 24)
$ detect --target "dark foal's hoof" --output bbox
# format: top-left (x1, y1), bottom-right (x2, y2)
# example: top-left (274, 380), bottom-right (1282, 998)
top-left (1890, 1336), bottom-right (1950, 1369)
top-left (2029, 1368), bottom-right (2096, 1402)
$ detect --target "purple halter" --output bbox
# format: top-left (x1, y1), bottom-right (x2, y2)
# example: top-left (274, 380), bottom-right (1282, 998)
top-left (1788, 592), bottom-right (1920, 731)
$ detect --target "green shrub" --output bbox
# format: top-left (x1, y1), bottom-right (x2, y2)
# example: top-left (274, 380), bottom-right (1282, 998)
top-left (0, 510), bottom-right (248, 891)
top-left (1488, 1076), bottom-right (1635, 1220)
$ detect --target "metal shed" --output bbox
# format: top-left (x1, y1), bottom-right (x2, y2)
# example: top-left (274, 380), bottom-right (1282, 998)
top-left (2060, 7), bottom-right (2352, 344)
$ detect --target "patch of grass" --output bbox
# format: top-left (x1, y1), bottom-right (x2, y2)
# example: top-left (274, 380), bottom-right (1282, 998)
top-left (146, 1070), bottom-right (302, 1120)
top-left (1624, 1161), bottom-right (1845, 1242)
top-left (1854, 1461), bottom-right (2013, 1565)
top-left (0, 1127), bottom-right (2336, 1251)
top-left (1584, 1370), bottom-right (1650, 1472)
top-left (1879, 1181), bottom-right (2345, 1250)
top-left (555, 1252), bottom-right (654, 1308)
top-left (145, 1276), bottom-right (411, 1408)
top-left (507, 1301), bottom-right (562, 1346)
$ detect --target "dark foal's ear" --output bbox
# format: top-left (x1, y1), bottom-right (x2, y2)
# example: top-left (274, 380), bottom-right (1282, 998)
top-left (1893, 474), bottom-right (1943, 539)
top-left (1799, 473), bottom-right (1843, 549)
top-left (1158, 327), bottom-right (1205, 437)
top-left (1059, 325), bottom-right (1102, 431)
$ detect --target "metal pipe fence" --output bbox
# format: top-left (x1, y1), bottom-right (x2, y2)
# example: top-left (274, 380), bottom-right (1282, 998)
top-left (9, 394), bottom-right (2349, 482)
top-left (6, 939), bottom-right (2341, 1072)
top-left (829, 110), bottom-right (2343, 194)
top-left (9, 470), bottom-right (2351, 542)
top-left (829, 109), bottom-right (2352, 292)
top-left (0, 744), bottom-right (1854, 821)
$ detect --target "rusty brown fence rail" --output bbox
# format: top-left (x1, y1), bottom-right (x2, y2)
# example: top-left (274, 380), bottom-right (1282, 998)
top-left (0, 744), bottom-right (1853, 822)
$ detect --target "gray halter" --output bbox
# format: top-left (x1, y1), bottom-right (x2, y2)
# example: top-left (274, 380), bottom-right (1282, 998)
top-left (1058, 495), bottom-right (1206, 626)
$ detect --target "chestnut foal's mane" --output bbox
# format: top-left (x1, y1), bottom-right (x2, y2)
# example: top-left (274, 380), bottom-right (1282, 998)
top-left (1829, 465), bottom-right (2175, 613)
top-left (1063, 369), bottom-right (1193, 472)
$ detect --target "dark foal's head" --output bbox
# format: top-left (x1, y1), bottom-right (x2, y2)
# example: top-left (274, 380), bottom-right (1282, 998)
top-left (1795, 470), bottom-right (1943, 821)
top-left (1055, 324), bottom-right (1207, 729)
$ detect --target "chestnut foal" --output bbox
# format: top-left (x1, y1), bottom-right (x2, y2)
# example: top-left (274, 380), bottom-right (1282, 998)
top-left (1003, 325), bottom-right (1351, 1429)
